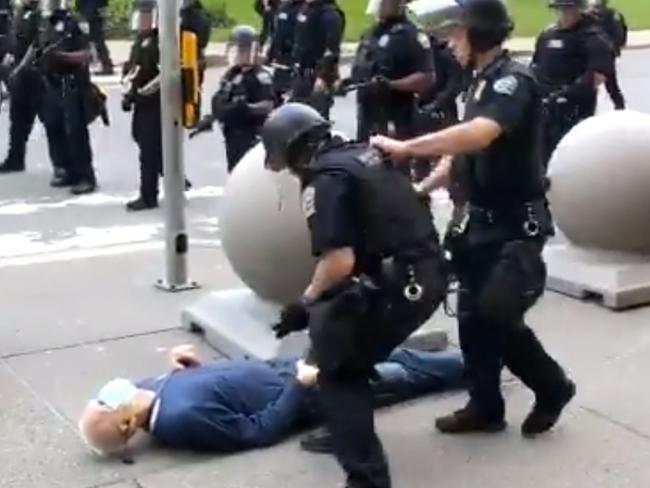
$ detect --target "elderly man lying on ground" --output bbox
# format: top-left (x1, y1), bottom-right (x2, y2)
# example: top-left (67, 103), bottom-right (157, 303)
top-left (79, 340), bottom-right (463, 458)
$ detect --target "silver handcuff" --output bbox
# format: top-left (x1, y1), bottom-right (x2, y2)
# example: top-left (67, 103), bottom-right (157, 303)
top-left (522, 204), bottom-right (541, 237)
top-left (403, 265), bottom-right (424, 302)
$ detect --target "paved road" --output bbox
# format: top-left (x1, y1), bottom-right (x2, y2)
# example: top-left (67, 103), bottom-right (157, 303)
top-left (0, 49), bottom-right (648, 263)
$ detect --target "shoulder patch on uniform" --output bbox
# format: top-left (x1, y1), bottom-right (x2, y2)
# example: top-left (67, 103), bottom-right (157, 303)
top-left (417, 32), bottom-right (431, 49)
top-left (356, 149), bottom-right (383, 167)
top-left (378, 34), bottom-right (390, 48)
top-left (302, 186), bottom-right (316, 218)
top-left (493, 75), bottom-right (518, 96)
top-left (79, 21), bottom-right (90, 35)
top-left (256, 70), bottom-right (272, 85)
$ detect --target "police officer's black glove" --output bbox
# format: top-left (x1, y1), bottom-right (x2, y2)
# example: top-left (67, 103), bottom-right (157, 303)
top-left (272, 296), bottom-right (312, 339)
top-left (121, 95), bottom-right (133, 113)
top-left (189, 115), bottom-right (214, 139)
top-left (370, 75), bottom-right (391, 96)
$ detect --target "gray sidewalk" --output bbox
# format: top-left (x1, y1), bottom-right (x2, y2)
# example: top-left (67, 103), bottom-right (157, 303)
top-left (103, 29), bottom-right (650, 69)
top-left (3, 241), bottom-right (650, 488)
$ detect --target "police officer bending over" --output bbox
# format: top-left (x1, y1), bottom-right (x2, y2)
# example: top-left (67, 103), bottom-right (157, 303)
top-left (350, 0), bottom-right (433, 142)
top-left (373, 0), bottom-right (575, 437)
top-left (121, 0), bottom-right (164, 212)
top-left (40, 0), bottom-right (97, 194)
top-left (265, 0), bottom-right (304, 101)
top-left (191, 25), bottom-right (274, 173)
top-left (263, 102), bottom-right (446, 488)
top-left (291, 0), bottom-right (344, 120)
top-left (531, 0), bottom-right (612, 166)
top-left (0, 0), bottom-right (61, 177)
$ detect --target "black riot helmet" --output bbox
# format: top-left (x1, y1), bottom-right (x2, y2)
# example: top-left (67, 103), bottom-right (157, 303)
top-left (262, 103), bottom-right (331, 173)
top-left (548, 0), bottom-right (586, 8)
top-left (409, 0), bottom-right (513, 52)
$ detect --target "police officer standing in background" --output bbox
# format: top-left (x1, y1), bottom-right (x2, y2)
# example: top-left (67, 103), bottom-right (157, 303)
top-left (265, 0), bottom-right (304, 101)
top-left (589, 0), bottom-right (626, 109)
top-left (191, 25), bottom-right (274, 172)
top-left (350, 0), bottom-right (433, 142)
top-left (531, 0), bottom-right (612, 166)
top-left (76, 0), bottom-right (113, 75)
top-left (40, 0), bottom-right (97, 194)
top-left (0, 0), bottom-right (56, 174)
top-left (262, 102), bottom-right (446, 488)
top-left (121, 0), bottom-right (162, 211)
top-left (373, 0), bottom-right (575, 438)
top-left (0, 0), bottom-right (10, 62)
top-left (291, 0), bottom-right (344, 119)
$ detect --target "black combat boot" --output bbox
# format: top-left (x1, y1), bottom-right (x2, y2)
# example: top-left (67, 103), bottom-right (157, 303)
top-left (50, 168), bottom-right (73, 187)
top-left (126, 196), bottom-right (158, 212)
top-left (521, 378), bottom-right (576, 437)
top-left (0, 156), bottom-right (25, 173)
top-left (300, 428), bottom-right (334, 454)
top-left (435, 405), bottom-right (507, 434)
top-left (70, 180), bottom-right (97, 195)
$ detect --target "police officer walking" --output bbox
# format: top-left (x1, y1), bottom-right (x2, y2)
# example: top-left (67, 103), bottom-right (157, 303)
top-left (262, 102), bottom-right (446, 488)
top-left (190, 25), bottom-right (274, 172)
top-left (291, 0), bottom-right (344, 119)
top-left (40, 0), bottom-right (97, 194)
top-left (121, 0), bottom-right (163, 211)
top-left (265, 0), bottom-right (304, 101)
top-left (373, 0), bottom-right (575, 438)
top-left (0, 0), bottom-right (59, 175)
top-left (589, 0), bottom-right (626, 109)
top-left (350, 0), bottom-right (433, 142)
top-left (75, 0), bottom-right (113, 75)
top-left (531, 0), bottom-right (612, 165)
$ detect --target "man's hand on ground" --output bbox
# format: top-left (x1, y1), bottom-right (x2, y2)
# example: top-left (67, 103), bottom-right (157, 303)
top-left (169, 344), bottom-right (202, 369)
top-left (295, 360), bottom-right (319, 387)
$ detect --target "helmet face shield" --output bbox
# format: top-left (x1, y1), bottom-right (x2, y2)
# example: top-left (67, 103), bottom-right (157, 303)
top-left (227, 25), bottom-right (259, 66)
top-left (40, 0), bottom-right (68, 16)
top-left (130, 8), bottom-right (158, 32)
top-left (408, 0), bottom-right (464, 34)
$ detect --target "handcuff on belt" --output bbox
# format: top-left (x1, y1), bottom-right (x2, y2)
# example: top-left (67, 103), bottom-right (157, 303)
top-left (403, 264), bottom-right (424, 302)
top-left (470, 203), bottom-right (541, 238)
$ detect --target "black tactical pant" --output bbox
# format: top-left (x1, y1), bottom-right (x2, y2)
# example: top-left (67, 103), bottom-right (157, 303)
top-left (133, 99), bottom-right (163, 204)
top-left (309, 257), bottom-right (446, 488)
top-left (79, 7), bottom-right (113, 71)
top-left (356, 100), bottom-right (416, 143)
top-left (290, 72), bottom-right (333, 120)
top-left (456, 230), bottom-right (567, 422)
top-left (223, 127), bottom-right (258, 172)
top-left (5, 70), bottom-right (62, 171)
top-left (42, 76), bottom-right (95, 184)
top-left (605, 64), bottom-right (625, 110)
top-left (541, 101), bottom-right (580, 168)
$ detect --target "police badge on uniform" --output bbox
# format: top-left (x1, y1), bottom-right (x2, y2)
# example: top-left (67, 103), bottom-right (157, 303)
top-left (297, 13), bottom-right (307, 22)
top-left (302, 186), bottom-right (316, 218)
top-left (493, 75), bottom-right (518, 96)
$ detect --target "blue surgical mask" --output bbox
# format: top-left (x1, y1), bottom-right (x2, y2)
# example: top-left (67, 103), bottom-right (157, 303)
top-left (95, 378), bottom-right (138, 410)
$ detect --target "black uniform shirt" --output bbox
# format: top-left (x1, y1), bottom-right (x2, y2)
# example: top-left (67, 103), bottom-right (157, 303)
top-left (180, 2), bottom-right (211, 58)
top-left (268, 0), bottom-right (303, 65)
top-left (456, 52), bottom-right (545, 208)
top-left (531, 15), bottom-right (611, 97)
top-left (419, 37), bottom-right (464, 111)
top-left (293, 0), bottom-right (344, 71)
top-left (12, 4), bottom-right (41, 61)
top-left (42, 10), bottom-right (90, 77)
top-left (214, 64), bottom-right (274, 130)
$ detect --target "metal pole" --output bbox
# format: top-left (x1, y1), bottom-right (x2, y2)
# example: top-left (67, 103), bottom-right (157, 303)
top-left (155, 0), bottom-right (199, 292)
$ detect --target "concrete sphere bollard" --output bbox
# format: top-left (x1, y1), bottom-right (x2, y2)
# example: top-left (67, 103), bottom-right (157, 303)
top-left (548, 111), bottom-right (650, 254)
top-left (219, 142), bottom-right (315, 304)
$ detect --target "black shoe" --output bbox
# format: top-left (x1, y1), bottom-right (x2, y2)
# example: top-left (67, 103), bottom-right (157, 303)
top-left (0, 160), bottom-right (25, 173)
top-left (70, 181), bottom-right (96, 195)
top-left (126, 197), bottom-right (158, 212)
top-left (435, 406), bottom-right (507, 434)
top-left (300, 429), bottom-right (334, 454)
top-left (521, 379), bottom-right (576, 438)
top-left (50, 175), bottom-right (73, 187)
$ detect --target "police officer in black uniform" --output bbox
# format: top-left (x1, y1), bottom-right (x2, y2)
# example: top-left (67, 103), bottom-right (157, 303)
top-left (350, 0), bottom-right (433, 142)
top-left (180, 0), bottom-right (211, 87)
top-left (589, 0), bottom-right (626, 109)
top-left (190, 25), bottom-right (274, 172)
top-left (265, 0), bottom-right (304, 101)
top-left (0, 0), bottom-right (11, 61)
top-left (262, 102), bottom-right (445, 488)
top-left (121, 0), bottom-right (163, 211)
top-left (291, 0), bottom-right (344, 119)
top-left (40, 0), bottom-right (96, 194)
top-left (0, 0), bottom-right (56, 174)
top-left (531, 0), bottom-right (612, 166)
top-left (76, 0), bottom-right (112, 75)
top-left (373, 0), bottom-right (575, 438)
top-left (255, 0), bottom-right (279, 48)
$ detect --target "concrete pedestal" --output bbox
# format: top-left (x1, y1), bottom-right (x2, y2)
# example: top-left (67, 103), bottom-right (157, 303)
top-left (544, 244), bottom-right (650, 310)
top-left (182, 288), bottom-right (310, 360)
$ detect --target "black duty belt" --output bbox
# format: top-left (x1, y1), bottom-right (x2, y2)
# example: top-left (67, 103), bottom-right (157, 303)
top-left (468, 201), bottom-right (546, 238)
